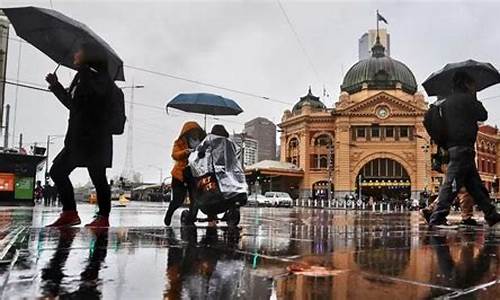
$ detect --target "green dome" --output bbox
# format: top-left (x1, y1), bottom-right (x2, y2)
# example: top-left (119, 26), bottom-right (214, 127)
top-left (292, 87), bottom-right (326, 113)
top-left (341, 42), bottom-right (417, 95)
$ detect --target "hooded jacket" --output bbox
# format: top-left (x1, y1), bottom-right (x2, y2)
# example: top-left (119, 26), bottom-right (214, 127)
top-left (171, 122), bottom-right (204, 181)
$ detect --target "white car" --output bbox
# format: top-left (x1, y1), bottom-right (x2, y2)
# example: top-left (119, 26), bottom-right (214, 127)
top-left (247, 194), bottom-right (268, 206)
top-left (264, 192), bottom-right (293, 207)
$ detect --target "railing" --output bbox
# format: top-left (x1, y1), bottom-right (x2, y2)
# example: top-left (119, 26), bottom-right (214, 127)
top-left (293, 198), bottom-right (415, 212)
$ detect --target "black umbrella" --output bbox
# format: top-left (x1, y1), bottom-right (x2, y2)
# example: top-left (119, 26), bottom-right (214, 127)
top-left (166, 93), bottom-right (243, 129)
top-left (423, 59), bottom-right (500, 97)
top-left (2, 6), bottom-right (124, 81)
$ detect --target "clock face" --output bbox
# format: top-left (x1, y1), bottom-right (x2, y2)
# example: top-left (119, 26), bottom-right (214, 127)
top-left (376, 106), bottom-right (390, 119)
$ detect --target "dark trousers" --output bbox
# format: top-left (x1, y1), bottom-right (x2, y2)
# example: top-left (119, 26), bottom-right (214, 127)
top-left (165, 168), bottom-right (201, 223)
top-left (50, 153), bottom-right (111, 217)
top-left (166, 178), bottom-right (188, 216)
top-left (430, 146), bottom-right (496, 224)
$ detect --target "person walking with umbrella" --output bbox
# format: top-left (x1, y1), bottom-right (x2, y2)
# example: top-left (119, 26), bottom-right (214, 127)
top-left (164, 122), bottom-right (206, 226)
top-left (45, 42), bottom-right (114, 227)
top-left (423, 62), bottom-right (500, 228)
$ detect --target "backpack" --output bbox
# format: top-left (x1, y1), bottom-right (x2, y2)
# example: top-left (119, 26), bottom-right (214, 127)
top-left (423, 99), bottom-right (447, 146)
top-left (108, 83), bottom-right (126, 135)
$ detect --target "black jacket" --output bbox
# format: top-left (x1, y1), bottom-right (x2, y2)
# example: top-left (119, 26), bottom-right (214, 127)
top-left (442, 92), bottom-right (487, 149)
top-left (49, 67), bottom-right (113, 168)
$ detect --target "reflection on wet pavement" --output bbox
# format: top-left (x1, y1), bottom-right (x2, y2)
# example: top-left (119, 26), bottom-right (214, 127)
top-left (0, 203), bottom-right (499, 299)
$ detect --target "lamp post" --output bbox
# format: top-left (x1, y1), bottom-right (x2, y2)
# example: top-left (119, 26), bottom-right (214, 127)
top-left (416, 134), bottom-right (431, 205)
top-left (327, 140), bottom-right (333, 203)
top-left (148, 165), bottom-right (164, 185)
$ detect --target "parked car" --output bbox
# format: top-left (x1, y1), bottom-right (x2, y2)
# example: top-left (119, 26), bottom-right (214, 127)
top-left (264, 192), bottom-right (293, 207)
top-left (247, 194), bottom-right (267, 206)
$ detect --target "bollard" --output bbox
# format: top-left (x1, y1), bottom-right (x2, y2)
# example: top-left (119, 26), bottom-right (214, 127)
top-left (380, 203), bottom-right (383, 212)
top-left (400, 205), bottom-right (403, 212)
top-left (387, 203), bottom-right (391, 213)
top-left (362, 203), bottom-right (366, 210)
top-left (344, 201), bottom-right (347, 209)
top-left (372, 204), bottom-right (376, 212)
top-left (352, 201), bottom-right (355, 210)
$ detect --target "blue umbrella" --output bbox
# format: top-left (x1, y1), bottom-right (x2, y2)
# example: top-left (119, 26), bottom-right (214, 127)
top-left (166, 93), bottom-right (243, 116)
top-left (167, 93), bottom-right (243, 129)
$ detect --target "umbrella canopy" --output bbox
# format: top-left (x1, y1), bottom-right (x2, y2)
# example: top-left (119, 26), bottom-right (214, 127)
top-left (2, 6), bottom-right (124, 81)
top-left (423, 59), bottom-right (500, 97)
top-left (166, 93), bottom-right (243, 116)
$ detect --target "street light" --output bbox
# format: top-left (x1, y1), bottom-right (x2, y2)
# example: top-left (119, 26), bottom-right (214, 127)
top-left (148, 164), bottom-right (163, 185)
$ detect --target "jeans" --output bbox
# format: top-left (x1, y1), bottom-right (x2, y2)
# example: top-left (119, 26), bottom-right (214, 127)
top-left (430, 146), bottom-right (496, 224)
top-left (427, 190), bottom-right (474, 220)
top-left (50, 152), bottom-right (111, 216)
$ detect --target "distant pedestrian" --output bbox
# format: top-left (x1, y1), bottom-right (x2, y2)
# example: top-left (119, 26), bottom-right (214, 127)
top-left (164, 122), bottom-right (206, 226)
top-left (45, 42), bottom-right (114, 227)
top-left (429, 72), bottom-right (500, 227)
top-left (35, 181), bottom-right (44, 204)
top-left (43, 182), bottom-right (50, 205)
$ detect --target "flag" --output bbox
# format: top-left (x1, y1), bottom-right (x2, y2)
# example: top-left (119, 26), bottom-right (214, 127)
top-left (377, 11), bottom-right (388, 24)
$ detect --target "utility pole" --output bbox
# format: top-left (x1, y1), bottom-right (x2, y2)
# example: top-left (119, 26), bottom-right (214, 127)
top-left (327, 141), bottom-right (333, 203)
top-left (45, 135), bottom-right (50, 184)
top-left (121, 83), bottom-right (144, 180)
top-left (3, 104), bottom-right (9, 149)
top-left (421, 144), bottom-right (430, 192)
top-left (240, 132), bottom-right (247, 169)
top-left (358, 174), bottom-right (362, 202)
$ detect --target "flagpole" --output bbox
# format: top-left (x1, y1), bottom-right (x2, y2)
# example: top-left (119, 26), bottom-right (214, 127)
top-left (376, 10), bottom-right (380, 42)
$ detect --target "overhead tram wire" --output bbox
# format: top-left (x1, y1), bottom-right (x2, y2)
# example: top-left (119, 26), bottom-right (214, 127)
top-left (276, 0), bottom-right (322, 83)
top-left (1, 79), bottom-right (245, 125)
top-left (1, 31), bottom-right (293, 106)
top-left (123, 64), bottom-right (293, 106)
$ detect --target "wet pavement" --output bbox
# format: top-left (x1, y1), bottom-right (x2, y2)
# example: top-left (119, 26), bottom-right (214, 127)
top-left (0, 203), bottom-right (499, 299)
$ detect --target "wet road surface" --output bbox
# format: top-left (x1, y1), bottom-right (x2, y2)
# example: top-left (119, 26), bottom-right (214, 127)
top-left (0, 202), bottom-right (499, 299)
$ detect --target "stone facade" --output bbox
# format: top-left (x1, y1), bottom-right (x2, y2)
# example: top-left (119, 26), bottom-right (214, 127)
top-left (279, 87), bottom-right (431, 200)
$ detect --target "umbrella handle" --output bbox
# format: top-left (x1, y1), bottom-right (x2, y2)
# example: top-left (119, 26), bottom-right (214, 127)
top-left (53, 63), bottom-right (61, 74)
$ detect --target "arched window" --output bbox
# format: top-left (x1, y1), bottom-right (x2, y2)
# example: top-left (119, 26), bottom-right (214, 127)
top-left (287, 137), bottom-right (300, 167)
top-left (314, 134), bottom-right (332, 146)
top-left (311, 134), bottom-right (333, 170)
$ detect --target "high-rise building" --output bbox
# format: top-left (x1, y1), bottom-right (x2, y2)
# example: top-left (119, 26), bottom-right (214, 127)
top-left (358, 29), bottom-right (390, 60)
top-left (231, 133), bottom-right (258, 167)
top-left (244, 117), bottom-right (276, 161)
top-left (0, 12), bottom-right (9, 126)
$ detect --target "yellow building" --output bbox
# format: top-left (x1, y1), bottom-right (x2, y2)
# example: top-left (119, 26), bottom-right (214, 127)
top-left (278, 38), bottom-right (500, 202)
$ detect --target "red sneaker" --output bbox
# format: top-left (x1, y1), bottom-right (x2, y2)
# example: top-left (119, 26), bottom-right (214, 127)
top-left (46, 211), bottom-right (81, 227)
top-left (85, 215), bottom-right (110, 228)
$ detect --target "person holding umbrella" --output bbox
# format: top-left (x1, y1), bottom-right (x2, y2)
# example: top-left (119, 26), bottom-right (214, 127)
top-left (423, 62), bottom-right (500, 228)
top-left (45, 42), bottom-right (114, 227)
top-left (164, 122), bottom-right (206, 226)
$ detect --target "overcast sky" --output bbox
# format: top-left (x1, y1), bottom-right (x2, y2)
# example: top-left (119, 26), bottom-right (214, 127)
top-left (2, 0), bottom-right (500, 185)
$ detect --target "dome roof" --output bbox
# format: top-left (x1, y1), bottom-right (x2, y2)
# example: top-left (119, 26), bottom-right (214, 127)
top-left (341, 41), bottom-right (417, 95)
top-left (292, 87), bottom-right (326, 113)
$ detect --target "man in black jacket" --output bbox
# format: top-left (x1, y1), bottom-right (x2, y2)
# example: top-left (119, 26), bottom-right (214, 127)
top-left (429, 72), bottom-right (500, 227)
